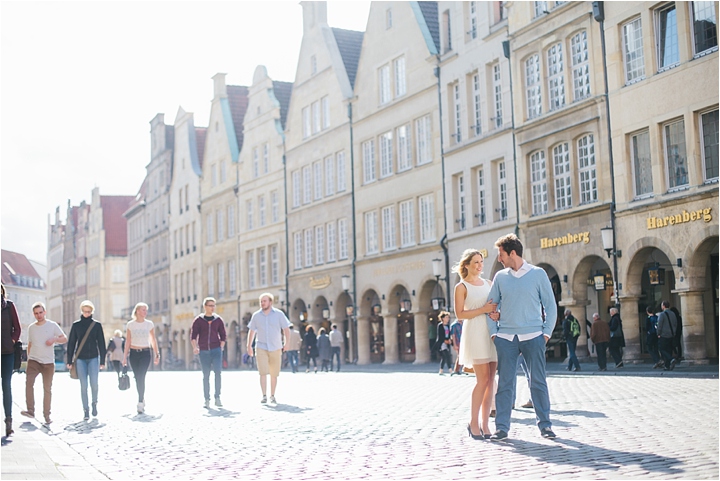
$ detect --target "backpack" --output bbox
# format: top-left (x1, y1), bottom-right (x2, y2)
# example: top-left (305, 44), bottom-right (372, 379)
top-left (570, 317), bottom-right (580, 338)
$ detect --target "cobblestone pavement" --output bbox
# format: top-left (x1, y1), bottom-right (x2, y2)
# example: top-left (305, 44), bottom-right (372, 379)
top-left (5, 364), bottom-right (719, 480)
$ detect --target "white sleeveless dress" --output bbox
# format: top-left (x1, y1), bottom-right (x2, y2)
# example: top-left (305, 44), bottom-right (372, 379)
top-left (458, 279), bottom-right (497, 366)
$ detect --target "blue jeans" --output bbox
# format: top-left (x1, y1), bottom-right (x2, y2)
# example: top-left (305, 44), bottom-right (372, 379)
top-left (199, 348), bottom-right (222, 400)
top-left (331, 347), bottom-right (341, 371)
top-left (495, 335), bottom-right (552, 432)
top-left (566, 336), bottom-right (580, 370)
top-left (75, 356), bottom-right (99, 412)
top-left (287, 350), bottom-right (299, 373)
top-left (1, 352), bottom-right (15, 418)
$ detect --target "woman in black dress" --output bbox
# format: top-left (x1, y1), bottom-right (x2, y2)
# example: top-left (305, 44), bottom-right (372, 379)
top-left (304, 326), bottom-right (319, 373)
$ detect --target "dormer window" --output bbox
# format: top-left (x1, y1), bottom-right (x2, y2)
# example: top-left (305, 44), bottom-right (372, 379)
top-left (311, 55), bottom-right (317, 75)
top-left (386, 8), bottom-right (393, 29)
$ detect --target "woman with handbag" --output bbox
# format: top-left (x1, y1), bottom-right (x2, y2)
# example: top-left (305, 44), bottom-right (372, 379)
top-left (1, 284), bottom-right (21, 436)
top-left (66, 300), bottom-right (106, 420)
top-left (304, 326), bottom-right (319, 373)
top-left (122, 303), bottom-right (160, 414)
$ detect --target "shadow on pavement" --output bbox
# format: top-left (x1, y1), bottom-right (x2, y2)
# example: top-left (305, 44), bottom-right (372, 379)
top-left (63, 419), bottom-right (106, 434)
top-left (202, 408), bottom-right (240, 418)
top-left (506, 436), bottom-right (684, 476)
top-left (551, 409), bottom-right (608, 419)
top-left (123, 413), bottom-right (164, 423)
top-left (269, 404), bottom-right (313, 414)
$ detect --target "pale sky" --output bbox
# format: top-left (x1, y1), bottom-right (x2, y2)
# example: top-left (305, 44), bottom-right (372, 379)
top-left (0, 0), bottom-right (370, 265)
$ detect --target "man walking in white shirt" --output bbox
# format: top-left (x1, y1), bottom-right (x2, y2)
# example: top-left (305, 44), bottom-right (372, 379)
top-left (329, 324), bottom-right (343, 372)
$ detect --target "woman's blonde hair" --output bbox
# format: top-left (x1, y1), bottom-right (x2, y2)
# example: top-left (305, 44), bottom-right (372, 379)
top-left (131, 302), bottom-right (149, 321)
top-left (79, 300), bottom-right (95, 314)
top-left (114, 329), bottom-right (123, 337)
top-left (451, 249), bottom-right (484, 280)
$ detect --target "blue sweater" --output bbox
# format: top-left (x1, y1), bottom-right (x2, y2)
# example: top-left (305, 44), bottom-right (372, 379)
top-left (486, 265), bottom-right (558, 338)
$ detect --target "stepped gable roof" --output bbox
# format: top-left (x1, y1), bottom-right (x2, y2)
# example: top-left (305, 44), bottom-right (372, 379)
top-left (272, 81), bottom-right (293, 129)
top-left (417, 2), bottom-right (440, 52)
top-left (100, 195), bottom-right (134, 256)
top-left (227, 85), bottom-right (250, 151)
top-left (195, 127), bottom-right (207, 168)
top-left (331, 27), bottom-right (364, 89)
top-left (1, 249), bottom-right (42, 287)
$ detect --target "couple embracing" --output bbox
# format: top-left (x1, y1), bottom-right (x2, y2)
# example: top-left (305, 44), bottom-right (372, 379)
top-left (453, 233), bottom-right (557, 441)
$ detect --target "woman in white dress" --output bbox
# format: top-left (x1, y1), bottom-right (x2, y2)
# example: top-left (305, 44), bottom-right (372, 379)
top-left (454, 249), bottom-right (498, 439)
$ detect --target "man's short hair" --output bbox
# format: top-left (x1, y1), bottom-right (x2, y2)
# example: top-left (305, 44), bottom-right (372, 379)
top-left (332, 324), bottom-right (337, 329)
top-left (495, 233), bottom-right (523, 257)
top-left (259, 292), bottom-right (274, 303)
top-left (439, 310), bottom-right (450, 320)
top-left (609, 307), bottom-right (618, 315)
top-left (564, 309), bottom-right (572, 316)
top-left (592, 312), bottom-right (600, 319)
top-left (661, 300), bottom-right (670, 309)
top-left (203, 297), bottom-right (216, 306)
top-left (32, 302), bottom-right (46, 311)
top-left (646, 306), bottom-right (654, 314)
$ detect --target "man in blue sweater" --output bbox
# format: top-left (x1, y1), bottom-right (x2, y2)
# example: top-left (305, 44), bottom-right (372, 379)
top-left (486, 234), bottom-right (557, 441)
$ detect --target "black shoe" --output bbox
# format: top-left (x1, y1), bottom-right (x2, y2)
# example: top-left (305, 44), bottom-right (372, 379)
top-left (91, 404), bottom-right (97, 417)
top-left (599, 368), bottom-right (607, 371)
top-left (615, 362), bottom-right (624, 368)
top-left (669, 359), bottom-right (677, 370)
top-left (490, 430), bottom-right (508, 442)
top-left (467, 424), bottom-right (484, 441)
top-left (573, 367), bottom-right (581, 372)
top-left (541, 428), bottom-right (556, 439)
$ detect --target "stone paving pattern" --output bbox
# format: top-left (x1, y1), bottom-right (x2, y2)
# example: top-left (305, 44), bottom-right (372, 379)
top-left (3, 365), bottom-right (719, 480)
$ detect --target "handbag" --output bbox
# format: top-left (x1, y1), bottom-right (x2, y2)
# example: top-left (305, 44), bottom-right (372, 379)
top-left (70, 321), bottom-right (97, 379)
top-left (13, 341), bottom-right (23, 370)
top-left (118, 366), bottom-right (131, 391)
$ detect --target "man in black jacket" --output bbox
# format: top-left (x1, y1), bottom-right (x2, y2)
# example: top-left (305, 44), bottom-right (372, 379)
top-left (657, 301), bottom-right (678, 371)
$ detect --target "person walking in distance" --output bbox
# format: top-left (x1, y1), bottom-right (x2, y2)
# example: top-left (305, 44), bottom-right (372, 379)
top-left (645, 306), bottom-right (661, 368)
top-left (449, 316), bottom-right (464, 376)
top-left (486, 234), bottom-right (558, 441)
top-left (286, 325), bottom-right (302, 373)
top-left (317, 328), bottom-right (331, 373)
top-left (434, 312), bottom-right (453, 375)
top-left (590, 313), bottom-right (610, 371)
top-left (608, 307), bottom-right (625, 368)
top-left (107, 330), bottom-right (125, 375)
top-left (657, 300), bottom-right (679, 371)
top-left (20, 302), bottom-right (67, 425)
top-left (304, 326), bottom-right (319, 373)
top-left (66, 300), bottom-right (107, 420)
top-left (246, 293), bottom-right (291, 405)
top-left (329, 324), bottom-right (343, 372)
top-left (122, 303), bottom-right (160, 414)
top-left (1, 284), bottom-right (21, 436)
top-left (191, 297), bottom-right (226, 409)
top-left (562, 309), bottom-right (581, 372)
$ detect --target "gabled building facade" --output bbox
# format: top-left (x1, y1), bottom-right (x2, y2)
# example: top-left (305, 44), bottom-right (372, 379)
top-left (1, 249), bottom-right (46, 343)
top-left (47, 207), bottom-right (65, 326)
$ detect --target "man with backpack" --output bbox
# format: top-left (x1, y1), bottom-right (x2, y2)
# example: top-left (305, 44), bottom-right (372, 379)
top-left (562, 309), bottom-right (581, 372)
top-left (657, 300), bottom-right (678, 371)
top-left (645, 306), bottom-right (661, 368)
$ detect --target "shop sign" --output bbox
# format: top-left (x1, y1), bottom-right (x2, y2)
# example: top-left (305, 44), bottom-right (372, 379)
top-left (373, 261), bottom-right (426, 277)
top-left (540, 232), bottom-right (590, 249)
top-left (309, 275), bottom-right (331, 290)
top-left (646, 207), bottom-right (713, 230)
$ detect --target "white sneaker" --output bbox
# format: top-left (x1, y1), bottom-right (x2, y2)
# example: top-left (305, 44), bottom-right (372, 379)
top-left (269, 395), bottom-right (277, 405)
top-left (204, 399), bottom-right (210, 409)
top-left (137, 402), bottom-right (144, 414)
top-left (260, 395), bottom-right (267, 404)
top-left (214, 397), bottom-right (223, 408)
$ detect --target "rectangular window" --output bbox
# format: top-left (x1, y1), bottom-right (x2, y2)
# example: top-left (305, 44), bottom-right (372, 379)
top-left (292, 171), bottom-right (301, 208)
top-left (267, 191), bottom-right (277, 223)
top-left (270, 245), bottom-right (279, 285)
top-left (692, 1), bottom-right (718, 55)
top-left (380, 131), bottom-right (393, 178)
top-left (178, 189), bottom-right (183, 214)
top-left (363, 140), bottom-right (376, 183)
top-left (531, 151), bottom-right (548, 215)
top-left (632, 130), bottom-right (653, 197)
top-left (247, 251), bottom-right (256, 290)
top-left (477, 167), bottom-right (486, 225)
top-left (312, 101), bottom-right (321, 134)
top-left (457, 174), bottom-right (466, 231)
top-left (259, 247), bottom-right (267, 287)
top-left (547, 42), bottom-right (565, 111)
top-left (656, 3), bottom-right (680, 70)
top-left (493, 1), bottom-right (507, 24)
top-left (216, 209), bottom-right (224, 241)
top-left (379, 65), bottom-right (391, 105)
top-left (220, 161), bottom-right (226, 184)
top-left (303, 166), bottom-right (312, 204)
top-left (469, 1), bottom-right (478, 39)
top-left (498, 161), bottom-right (508, 221)
top-left (258, 195), bottom-right (266, 227)
top-left (623, 18), bottom-right (646, 84)
top-left (416, 115), bottom-right (432, 165)
top-left (534, 1), bottom-right (547, 18)
top-left (453, 83), bottom-right (462, 143)
top-left (211, 164), bottom-right (217, 187)
top-left (246, 199), bottom-right (254, 230)
top-left (327, 222), bottom-right (337, 263)
top-left (337, 151), bottom-right (347, 192)
top-left (206, 215), bottom-right (213, 245)
top-left (525, 54), bottom-right (542, 119)
top-left (365, 211), bottom-right (379, 254)
top-left (315, 226), bottom-right (325, 265)
top-left (229, 260), bottom-right (236, 296)
top-left (294, 232), bottom-right (303, 270)
top-left (304, 229), bottom-right (313, 267)
top-left (321, 96), bottom-right (330, 130)
top-left (263, 143), bottom-right (269, 174)
top-left (185, 185), bottom-right (189, 212)
top-left (386, 7), bottom-right (393, 29)
top-left (472, 73), bottom-right (481, 136)
top-left (381, 205), bottom-right (396, 251)
top-left (338, 218), bottom-right (348, 260)
top-left (664, 119), bottom-right (688, 189)
top-left (325, 156), bottom-right (335, 196)
top-left (443, 9), bottom-right (452, 52)
top-left (252, 147), bottom-right (259, 178)
top-left (313, 161), bottom-right (322, 200)
top-left (701, 109), bottom-right (719, 181)
top-left (492, 64), bottom-right (503, 128)
top-left (578, 134), bottom-right (598, 204)
top-left (553, 143), bottom-right (572, 210)
top-left (571, 31), bottom-right (590, 101)
top-left (419, 194), bottom-right (435, 243)
top-left (394, 57), bottom-right (406, 97)
top-left (399, 200), bottom-right (415, 247)
top-left (227, 205), bottom-right (235, 238)
top-left (207, 265), bottom-right (215, 296)
top-left (396, 124), bottom-right (412, 171)
top-left (218, 262), bottom-right (225, 298)
top-left (302, 106), bottom-right (311, 139)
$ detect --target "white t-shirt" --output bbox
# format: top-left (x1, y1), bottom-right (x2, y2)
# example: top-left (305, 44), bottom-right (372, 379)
top-left (126, 320), bottom-right (155, 348)
top-left (27, 320), bottom-right (65, 364)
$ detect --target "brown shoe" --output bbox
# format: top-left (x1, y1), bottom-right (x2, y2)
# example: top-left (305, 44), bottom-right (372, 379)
top-left (521, 401), bottom-right (534, 409)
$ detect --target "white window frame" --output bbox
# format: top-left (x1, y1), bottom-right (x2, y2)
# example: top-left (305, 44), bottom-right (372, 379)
top-left (363, 140), bottom-right (376, 184)
top-left (631, 130), bottom-right (654, 198)
top-left (396, 124), bottom-right (412, 172)
top-left (664, 118), bottom-right (689, 190)
top-left (534, 1), bottom-right (547, 18)
top-left (258, 195), bottom-right (266, 227)
top-left (292, 170), bottom-right (301, 208)
top-left (477, 167), bottom-right (486, 226)
top-left (623, 17), bottom-right (646, 85)
top-left (263, 143), bottom-right (269, 174)
top-left (492, 63), bottom-right (503, 128)
top-left (338, 218), bottom-right (348, 260)
top-left (379, 65), bottom-right (391, 105)
top-left (315, 226), bottom-right (325, 265)
top-left (655, 3), bottom-right (680, 71)
top-left (380, 131), bottom-right (393, 178)
top-left (498, 161), bottom-right (508, 221)
top-left (327, 222), bottom-right (337, 263)
top-left (247, 251), bottom-right (256, 290)
top-left (453, 82), bottom-right (462, 143)
top-left (700, 109), bottom-right (719, 182)
top-left (252, 146), bottom-right (259, 178)
top-left (206, 215), bottom-right (213, 245)
top-left (691, 1), bottom-right (719, 57)
top-left (324, 156), bottom-right (335, 196)
top-left (394, 56), bottom-right (406, 97)
top-left (416, 115), bottom-right (432, 165)
top-left (270, 245), bottom-right (279, 285)
top-left (337, 151), bottom-right (347, 192)
top-left (547, 42), bottom-right (565, 111)
top-left (525, 54), bottom-right (542, 119)
top-left (313, 161), bottom-right (323, 200)
top-left (259, 247), bottom-right (267, 287)
top-left (531, 151), bottom-right (548, 216)
top-left (457, 174), bottom-right (466, 231)
top-left (469, 1), bottom-right (478, 39)
top-left (472, 73), bottom-right (481, 136)
top-left (571, 31), bottom-right (591, 101)
top-left (553, 142), bottom-right (572, 210)
top-left (216, 209), bottom-right (224, 241)
top-left (419, 194), bottom-right (436, 243)
top-left (246, 199), bottom-right (254, 230)
top-left (312, 101), bottom-right (321, 134)
top-left (399, 200), bottom-right (415, 247)
top-left (578, 134), bottom-right (598, 204)
top-left (381, 205), bottom-right (397, 251)
top-left (229, 260), bottom-right (236, 296)
top-left (303, 166), bottom-right (312, 204)
top-left (294, 232), bottom-right (303, 271)
top-left (207, 265), bottom-right (215, 296)
top-left (321, 96), bottom-right (330, 130)
top-left (270, 191), bottom-right (279, 223)
top-left (304, 229), bottom-right (313, 267)
top-left (302, 106), bottom-right (311, 139)
top-left (218, 262), bottom-right (225, 298)
top-left (227, 205), bottom-right (235, 238)
top-left (365, 211), bottom-right (379, 255)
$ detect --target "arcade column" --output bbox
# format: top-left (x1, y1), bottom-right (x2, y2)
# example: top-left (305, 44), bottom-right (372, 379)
top-left (383, 315), bottom-right (399, 364)
top-left (677, 290), bottom-right (709, 365)
top-left (413, 312), bottom-right (430, 364)
top-left (357, 317), bottom-right (371, 365)
top-left (618, 296), bottom-right (641, 362)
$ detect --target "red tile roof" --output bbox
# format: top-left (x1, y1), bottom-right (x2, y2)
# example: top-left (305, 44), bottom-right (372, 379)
top-left (100, 196), bottom-right (134, 256)
top-left (1, 249), bottom-right (42, 287)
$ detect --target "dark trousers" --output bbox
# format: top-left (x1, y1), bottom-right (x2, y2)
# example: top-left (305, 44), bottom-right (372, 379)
top-left (646, 335), bottom-right (660, 364)
top-left (331, 347), bottom-right (341, 371)
top-left (1, 353), bottom-right (15, 418)
top-left (109, 360), bottom-right (122, 375)
top-left (287, 350), bottom-right (299, 372)
top-left (659, 337), bottom-right (675, 367)
top-left (129, 349), bottom-right (151, 403)
top-left (609, 344), bottom-right (623, 366)
top-left (595, 342), bottom-right (608, 369)
top-left (438, 349), bottom-right (452, 370)
top-left (199, 347), bottom-right (222, 400)
top-left (25, 360), bottom-right (54, 419)
top-left (306, 356), bottom-right (317, 370)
